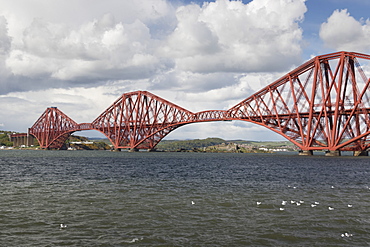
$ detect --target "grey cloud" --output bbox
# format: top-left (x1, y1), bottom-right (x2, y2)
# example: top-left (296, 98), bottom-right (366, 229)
top-left (149, 70), bottom-right (237, 93)
top-left (0, 16), bottom-right (11, 55)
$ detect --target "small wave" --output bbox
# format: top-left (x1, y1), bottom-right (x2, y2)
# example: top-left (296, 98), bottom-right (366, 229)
top-left (124, 237), bottom-right (143, 243)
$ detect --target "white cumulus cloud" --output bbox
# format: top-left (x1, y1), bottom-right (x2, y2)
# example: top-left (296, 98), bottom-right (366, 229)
top-left (319, 9), bottom-right (370, 52)
top-left (162, 0), bottom-right (307, 73)
top-left (6, 14), bottom-right (160, 81)
top-left (1, 0), bottom-right (308, 93)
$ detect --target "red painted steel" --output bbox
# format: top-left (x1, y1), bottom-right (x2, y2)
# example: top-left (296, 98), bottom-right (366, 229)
top-left (29, 107), bottom-right (78, 149)
top-left (228, 51), bottom-right (370, 152)
top-left (91, 91), bottom-right (195, 150)
top-left (29, 51), bottom-right (370, 152)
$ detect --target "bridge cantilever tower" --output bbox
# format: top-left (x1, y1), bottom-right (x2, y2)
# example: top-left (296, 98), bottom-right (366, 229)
top-left (91, 91), bottom-right (195, 150)
top-left (29, 107), bottom-right (94, 149)
top-left (28, 51), bottom-right (370, 155)
top-left (29, 107), bottom-right (78, 149)
top-left (228, 51), bottom-right (370, 154)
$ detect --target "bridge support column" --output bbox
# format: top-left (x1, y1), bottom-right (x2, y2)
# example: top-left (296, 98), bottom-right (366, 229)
top-left (10, 133), bottom-right (36, 147)
top-left (353, 151), bottom-right (368, 156)
top-left (325, 150), bottom-right (341, 156)
top-left (299, 150), bottom-right (313, 156)
top-left (129, 148), bottom-right (139, 152)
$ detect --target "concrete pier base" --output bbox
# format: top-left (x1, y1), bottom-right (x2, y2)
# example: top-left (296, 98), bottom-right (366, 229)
top-left (112, 148), bottom-right (121, 152)
top-left (299, 150), bottom-right (313, 156)
top-left (353, 151), bottom-right (368, 156)
top-left (325, 150), bottom-right (341, 156)
top-left (129, 148), bottom-right (139, 152)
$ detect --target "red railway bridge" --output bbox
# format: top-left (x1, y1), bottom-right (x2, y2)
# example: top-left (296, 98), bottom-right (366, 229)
top-left (29, 51), bottom-right (370, 156)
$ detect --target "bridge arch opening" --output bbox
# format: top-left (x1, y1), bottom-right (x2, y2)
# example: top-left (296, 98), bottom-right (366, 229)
top-left (163, 121), bottom-right (287, 142)
top-left (76, 130), bottom-right (107, 140)
top-left (65, 130), bottom-right (113, 150)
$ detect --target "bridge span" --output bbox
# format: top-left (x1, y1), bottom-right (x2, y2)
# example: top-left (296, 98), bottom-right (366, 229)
top-left (29, 51), bottom-right (370, 156)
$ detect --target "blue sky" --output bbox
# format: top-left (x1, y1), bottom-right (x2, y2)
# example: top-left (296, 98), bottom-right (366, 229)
top-left (0, 0), bottom-right (370, 141)
top-left (302, 0), bottom-right (370, 55)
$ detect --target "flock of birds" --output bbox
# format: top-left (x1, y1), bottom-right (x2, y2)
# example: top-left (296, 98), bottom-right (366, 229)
top-left (58, 185), bottom-right (358, 241)
top-left (255, 199), bottom-right (353, 212)
top-left (253, 185), bottom-right (356, 239)
top-left (189, 198), bottom-right (355, 238)
top-left (189, 185), bottom-right (357, 239)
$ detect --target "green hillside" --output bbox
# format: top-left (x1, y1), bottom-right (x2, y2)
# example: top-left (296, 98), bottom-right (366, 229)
top-left (156, 138), bottom-right (225, 151)
top-left (0, 129), bottom-right (297, 152)
top-left (0, 131), bottom-right (13, 146)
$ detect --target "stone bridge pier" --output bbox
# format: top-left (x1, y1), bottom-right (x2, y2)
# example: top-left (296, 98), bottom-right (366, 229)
top-left (9, 133), bottom-right (36, 147)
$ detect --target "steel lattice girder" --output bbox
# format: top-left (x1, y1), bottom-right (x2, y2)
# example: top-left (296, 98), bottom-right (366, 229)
top-left (28, 51), bottom-right (370, 151)
top-left (91, 91), bottom-right (194, 149)
top-left (29, 107), bottom-right (78, 149)
top-left (228, 51), bottom-right (370, 151)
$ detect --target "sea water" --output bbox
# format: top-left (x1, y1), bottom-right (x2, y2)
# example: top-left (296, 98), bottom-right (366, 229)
top-left (1, 150), bottom-right (370, 246)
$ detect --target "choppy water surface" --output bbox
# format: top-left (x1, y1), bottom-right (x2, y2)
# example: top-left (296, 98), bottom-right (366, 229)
top-left (1, 150), bottom-right (370, 246)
